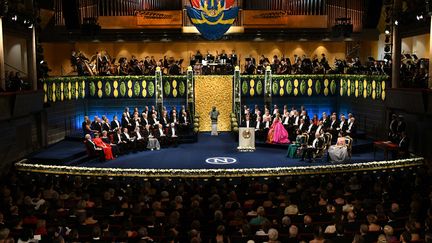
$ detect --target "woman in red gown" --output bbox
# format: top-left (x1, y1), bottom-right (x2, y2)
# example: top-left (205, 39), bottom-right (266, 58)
top-left (93, 133), bottom-right (114, 160)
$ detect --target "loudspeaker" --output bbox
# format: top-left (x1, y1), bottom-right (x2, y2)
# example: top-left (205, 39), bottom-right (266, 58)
top-left (62, 0), bottom-right (80, 30)
top-left (427, 0), bottom-right (432, 16)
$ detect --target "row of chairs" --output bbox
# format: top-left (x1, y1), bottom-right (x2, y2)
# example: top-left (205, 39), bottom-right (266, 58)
top-left (294, 132), bottom-right (353, 161)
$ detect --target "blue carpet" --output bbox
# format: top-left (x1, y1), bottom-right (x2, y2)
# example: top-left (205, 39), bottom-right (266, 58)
top-left (30, 141), bottom-right (86, 160)
top-left (71, 133), bottom-right (385, 169)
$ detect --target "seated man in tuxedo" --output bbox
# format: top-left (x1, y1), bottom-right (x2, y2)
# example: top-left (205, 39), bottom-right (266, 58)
top-left (141, 113), bottom-right (150, 127)
top-left (161, 110), bottom-right (170, 131)
top-left (150, 113), bottom-right (160, 129)
top-left (179, 110), bottom-right (190, 135)
top-left (300, 134), bottom-right (325, 162)
top-left (155, 124), bottom-right (167, 148)
top-left (132, 126), bottom-right (147, 151)
top-left (121, 112), bottom-right (132, 131)
top-left (167, 123), bottom-right (179, 147)
top-left (101, 131), bottom-right (120, 157)
top-left (321, 112), bottom-right (331, 131)
top-left (84, 134), bottom-right (104, 160)
top-left (121, 128), bottom-right (137, 151)
top-left (102, 117), bottom-right (112, 133)
top-left (242, 114), bottom-right (254, 129)
top-left (345, 117), bottom-right (356, 137)
top-left (337, 115), bottom-right (348, 136)
top-left (113, 129), bottom-right (127, 154)
top-left (111, 115), bottom-right (121, 132)
top-left (170, 109), bottom-right (179, 125)
top-left (254, 116), bottom-right (265, 141)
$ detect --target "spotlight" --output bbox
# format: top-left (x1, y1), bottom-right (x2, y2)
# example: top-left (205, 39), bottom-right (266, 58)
top-left (23, 20), bottom-right (27, 24)
top-left (416, 15), bottom-right (424, 20)
top-left (40, 60), bottom-right (44, 64)
top-left (11, 15), bottom-right (17, 21)
top-left (384, 25), bottom-right (391, 35)
top-left (394, 20), bottom-right (398, 25)
top-left (28, 24), bottom-right (33, 29)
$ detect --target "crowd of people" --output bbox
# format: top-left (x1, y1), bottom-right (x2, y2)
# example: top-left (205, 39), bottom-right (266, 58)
top-left (2, 71), bottom-right (28, 92)
top-left (82, 106), bottom-right (192, 161)
top-left (0, 164), bottom-right (430, 242)
top-left (71, 51), bottom-right (183, 77)
top-left (400, 57), bottom-right (429, 88)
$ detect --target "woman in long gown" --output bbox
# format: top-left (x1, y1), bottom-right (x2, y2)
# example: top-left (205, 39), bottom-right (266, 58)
top-left (93, 133), bottom-right (114, 160)
top-left (267, 115), bottom-right (290, 144)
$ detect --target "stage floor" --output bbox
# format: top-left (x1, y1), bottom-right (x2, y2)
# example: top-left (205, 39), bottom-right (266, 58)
top-left (16, 133), bottom-right (424, 177)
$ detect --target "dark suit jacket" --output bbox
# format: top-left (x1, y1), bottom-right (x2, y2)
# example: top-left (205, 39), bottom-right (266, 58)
top-left (91, 121), bottom-right (102, 133)
top-left (242, 120), bottom-right (255, 128)
top-left (346, 122), bottom-right (357, 136)
top-left (161, 117), bottom-right (170, 128)
top-left (329, 120), bottom-right (339, 130)
top-left (111, 120), bottom-right (121, 131)
top-left (322, 118), bottom-right (331, 129)
top-left (338, 121), bottom-right (348, 132)
top-left (121, 133), bottom-right (133, 142)
top-left (121, 116), bottom-right (131, 128)
top-left (102, 122), bottom-right (111, 132)
top-left (113, 133), bottom-right (123, 144)
top-left (179, 115), bottom-right (188, 124)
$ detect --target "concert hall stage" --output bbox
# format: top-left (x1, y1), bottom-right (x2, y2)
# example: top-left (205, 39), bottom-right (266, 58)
top-left (16, 133), bottom-right (423, 178)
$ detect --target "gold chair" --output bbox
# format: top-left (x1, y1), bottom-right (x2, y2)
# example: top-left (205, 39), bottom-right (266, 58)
top-left (324, 132), bottom-right (333, 148)
top-left (345, 136), bottom-right (353, 157)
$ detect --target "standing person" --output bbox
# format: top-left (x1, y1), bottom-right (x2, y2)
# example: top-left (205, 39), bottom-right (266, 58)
top-left (209, 106), bottom-right (220, 136)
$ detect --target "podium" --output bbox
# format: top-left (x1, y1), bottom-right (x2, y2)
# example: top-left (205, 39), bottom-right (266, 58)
top-left (237, 127), bottom-right (255, 152)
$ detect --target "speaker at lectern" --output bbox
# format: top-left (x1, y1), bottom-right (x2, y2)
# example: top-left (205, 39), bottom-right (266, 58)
top-left (237, 127), bottom-right (255, 152)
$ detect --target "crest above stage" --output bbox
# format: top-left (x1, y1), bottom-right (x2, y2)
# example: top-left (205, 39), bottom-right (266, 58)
top-left (186, 0), bottom-right (239, 40)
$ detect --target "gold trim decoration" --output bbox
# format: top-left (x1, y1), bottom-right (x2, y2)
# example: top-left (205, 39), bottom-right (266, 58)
top-left (15, 157), bottom-right (424, 178)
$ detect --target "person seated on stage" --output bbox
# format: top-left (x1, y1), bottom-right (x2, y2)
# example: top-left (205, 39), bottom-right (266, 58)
top-left (101, 131), bottom-right (120, 157)
top-left (167, 123), bottom-right (179, 147)
top-left (113, 129), bottom-right (127, 154)
top-left (300, 110), bottom-right (310, 126)
top-left (102, 116), bottom-right (112, 133)
top-left (155, 124), bottom-right (167, 147)
top-left (321, 112), bottom-right (331, 131)
top-left (133, 126), bottom-right (147, 151)
top-left (111, 115), bottom-right (121, 132)
top-left (328, 114), bottom-right (339, 142)
top-left (82, 116), bottom-right (97, 137)
top-left (328, 135), bottom-right (350, 163)
top-left (132, 112), bottom-right (141, 131)
top-left (93, 133), bottom-right (115, 160)
top-left (170, 109), bottom-right (179, 125)
top-left (282, 110), bottom-right (290, 129)
top-left (242, 114), bottom-right (254, 128)
top-left (91, 116), bottom-right (102, 134)
top-left (84, 134), bottom-right (104, 160)
top-left (337, 115), bottom-right (348, 136)
top-left (121, 112), bottom-right (132, 130)
top-left (300, 133), bottom-right (324, 162)
top-left (141, 112), bottom-right (150, 127)
top-left (315, 120), bottom-right (324, 136)
top-left (262, 108), bottom-right (272, 132)
top-left (179, 109), bottom-right (190, 134)
top-left (398, 131), bottom-right (409, 159)
top-left (345, 117), bottom-right (357, 137)
top-left (121, 128), bottom-right (137, 151)
top-left (143, 125), bottom-right (160, 151)
top-left (161, 110), bottom-right (170, 131)
top-left (388, 114), bottom-right (399, 143)
top-left (306, 116), bottom-right (318, 138)
top-left (150, 113), bottom-right (160, 129)
top-left (124, 106), bottom-right (131, 118)
top-left (296, 118), bottom-right (307, 136)
top-left (266, 114), bottom-right (290, 144)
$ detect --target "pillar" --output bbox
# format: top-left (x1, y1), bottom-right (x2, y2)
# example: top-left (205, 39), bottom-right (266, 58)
top-left (391, 0), bottom-right (402, 88)
top-left (29, 26), bottom-right (37, 90)
top-left (429, 18), bottom-right (432, 88)
top-left (0, 18), bottom-right (5, 91)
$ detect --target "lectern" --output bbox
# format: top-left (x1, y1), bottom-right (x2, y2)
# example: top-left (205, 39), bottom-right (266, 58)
top-left (237, 127), bottom-right (255, 152)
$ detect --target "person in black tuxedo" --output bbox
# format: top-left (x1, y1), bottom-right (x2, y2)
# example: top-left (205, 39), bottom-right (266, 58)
top-left (337, 115), bottom-right (348, 136)
top-left (121, 128), bottom-right (136, 151)
top-left (345, 117), bottom-right (357, 137)
top-left (84, 134), bottom-right (104, 160)
top-left (150, 113), bottom-right (160, 128)
top-left (141, 113), bottom-right (150, 127)
top-left (328, 114), bottom-right (339, 143)
top-left (179, 110), bottom-right (190, 135)
top-left (242, 114), bottom-right (254, 129)
top-left (131, 113), bottom-right (141, 132)
top-left (398, 131), bottom-right (409, 159)
top-left (91, 116), bottom-right (102, 134)
top-left (300, 110), bottom-right (310, 127)
top-left (161, 111), bottom-right (170, 130)
top-left (321, 112), bottom-right (331, 131)
top-left (296, 119), bottom-right (307, 135)
top-left (102, 117), bottom-right (111, 132)
top-left (300, 134), bottom-right (324, 162)
top-left (111, 115), bottom-right (121, 132)
top-left (155, 124), bottom-right (167, 147)
top-left (121, 112), bottom-right (132, 130)
top-left (113, 129), bottom-right (127, 154)
top-left (167, 123), bottom-right (179, 147)
top-left (132, 127), bottom-right (147, 151)
top-left (389, 114), bottom-right (398, 142)
top-left (254, 116), bottom-right (264, 141)
top-left (169, 106), bottom-right (177, 120)
top-left (124, 107), bottom-right (131, 119)
top-left (170, 109), bottom-right (179, 125)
